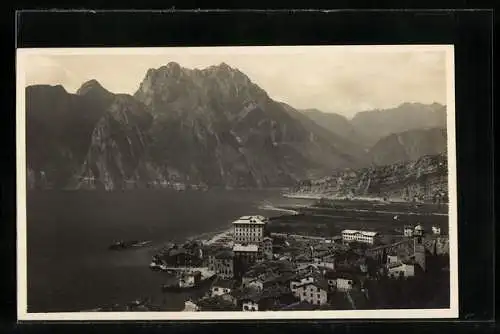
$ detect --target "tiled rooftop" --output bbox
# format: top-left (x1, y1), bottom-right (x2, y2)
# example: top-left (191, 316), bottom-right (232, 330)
top-left (233, 244), bottom-right (259, 252)
top-left (341, 230), bottom-right (378, 237)
top-left (232, 215), bottom-right (267, 225)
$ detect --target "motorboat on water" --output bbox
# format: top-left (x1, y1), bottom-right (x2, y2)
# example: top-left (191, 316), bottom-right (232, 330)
top-left (109, 240), bottom-right (152, 250)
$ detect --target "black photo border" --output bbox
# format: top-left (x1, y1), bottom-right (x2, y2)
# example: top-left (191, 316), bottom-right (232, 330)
top-left (2, 7), bottom-right (495, 333)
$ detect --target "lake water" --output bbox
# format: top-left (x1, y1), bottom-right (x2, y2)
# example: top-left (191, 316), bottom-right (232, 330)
top-left (25, 190), bottom-right (449, 312)
top-left (26, 189), bottom-right (314, 312)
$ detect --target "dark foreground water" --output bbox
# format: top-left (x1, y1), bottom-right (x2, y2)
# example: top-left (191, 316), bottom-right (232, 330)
top-left (26, 189), bottom-right (314, 313)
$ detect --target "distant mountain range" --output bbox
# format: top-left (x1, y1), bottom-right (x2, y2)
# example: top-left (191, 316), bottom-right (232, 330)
top-left (303, 102), bottom-right (447, 148)
top-left (368, 127), bottom-right (447, 166)
top-left (25, 62), bottom-right (448, 191)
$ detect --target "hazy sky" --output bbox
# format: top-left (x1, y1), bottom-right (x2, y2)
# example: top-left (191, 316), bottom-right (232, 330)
top-left (20, 46), bottom-right (449, 118)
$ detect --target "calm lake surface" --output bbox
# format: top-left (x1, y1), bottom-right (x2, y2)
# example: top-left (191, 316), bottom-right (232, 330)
top-left (26, 189), bottom-right (314, 312)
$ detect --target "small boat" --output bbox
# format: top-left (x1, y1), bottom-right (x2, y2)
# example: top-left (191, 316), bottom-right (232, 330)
top-left (109, 240), bottom-right (152, 250)
top-left (131, 240), bottom-right (152, 248)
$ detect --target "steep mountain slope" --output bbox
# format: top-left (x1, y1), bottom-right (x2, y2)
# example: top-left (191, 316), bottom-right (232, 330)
top-left (26, 84), bottom-right (109, 188)
top-left (288, 153), bottom-right (448, 203)
top-left (350, 103), bottom-right (447, 146)
top-left (368, 128), bottom-right (447, 166)
top-left (26, 63), bottom-right (368, 190)
top-left (301, 108), bottom-right (368, 146)
top-left (76, 92), bottom-right (154, 190)
top-left (26, 81), bottom-right (155, 190)
top-left (133, 62), bottom-right (366, 187)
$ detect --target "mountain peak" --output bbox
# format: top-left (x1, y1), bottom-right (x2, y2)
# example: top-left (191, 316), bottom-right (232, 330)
top-left (166, 61), bottom-right (181, 69)
top-left (76, 79), bottom-right (109, 96)
top-left (218, 62), bottom-right (232, 69)
top-left (153, 62), bottom-right (184, 77)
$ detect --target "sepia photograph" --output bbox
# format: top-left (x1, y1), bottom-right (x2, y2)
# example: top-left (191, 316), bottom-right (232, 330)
top-left (16, 45), bottom-right (458, 320)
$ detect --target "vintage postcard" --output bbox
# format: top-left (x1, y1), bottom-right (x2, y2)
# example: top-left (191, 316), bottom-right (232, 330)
top-left (16, 45), bottom-right (458, 320)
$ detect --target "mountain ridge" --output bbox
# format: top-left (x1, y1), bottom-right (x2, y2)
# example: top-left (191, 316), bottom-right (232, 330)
top-left (26, 64), bottom-right (369, 190)
top-left (288, 153), bottom-right (448, 203)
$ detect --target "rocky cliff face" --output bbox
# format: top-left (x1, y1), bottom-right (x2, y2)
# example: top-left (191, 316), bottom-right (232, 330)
top-left (75, 94), bottom-right (155, 190)
top-left (290, 153), bottom-right (448, 203)
top-left (133, 62), bottom-right (365, 188)
top-left (27, 82), bottom-right (157, 190)
top-left (26, 63), bottom-right (368, 190)
top-left (26, 84), bottom-right (108, 189)
top-left (368, 128), bottom-right (447, 166)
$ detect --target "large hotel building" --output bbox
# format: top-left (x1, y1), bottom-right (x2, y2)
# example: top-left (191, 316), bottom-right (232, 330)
top-left (232, 215), bottom-right (268, 244)
top-left (341, 229), bottom-right (380, 245)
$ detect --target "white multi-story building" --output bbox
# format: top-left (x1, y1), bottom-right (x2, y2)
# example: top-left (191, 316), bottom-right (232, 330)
top-left (233, 215), bottom-right (268, 244)
top-left (341, 230), bottom-right (379, 245)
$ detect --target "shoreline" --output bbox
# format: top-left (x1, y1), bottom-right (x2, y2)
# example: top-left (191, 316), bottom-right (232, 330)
top-left (283, 192), bottom-right (449, 205)
top-left (283, 193), bottom-right (397, 202)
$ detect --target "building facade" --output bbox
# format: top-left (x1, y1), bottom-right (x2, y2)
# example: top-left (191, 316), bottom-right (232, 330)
top-left (233, 215), bottom-right (268, 244)
top-left (335, 278), bottom-right (355, 291)
top-left (211, 280), bottom-right (234, 297)
top-left (183, 300), bottom-right (199, 312)
top-left (214, 250), bottom-right (234, 279)
top-left (295, 282), bottom-right (328, 306)
top-left (325, 271), bottom-right (356, 291)
top-left (404, 226), bottom-right (414, 237)
top-left (341, 230), bottom-right (379, 245)
top-left (262, 237), bottom-right (273, 260)
top-left (388, 262), bottom-right (415, 278)
top-left (432, 226), bottom-right (441, 235)
top-left (233, 243), bottom-right (259, 280)
top-left (290, 276), bottom-right (315, 297)
top-left (242, 300), bottom-right (259, 311)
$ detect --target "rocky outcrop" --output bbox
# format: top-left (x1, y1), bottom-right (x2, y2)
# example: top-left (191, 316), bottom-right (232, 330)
top-left (369, 128), bottom-right (447, 166)
top-left (289, 153), bottom-right (448, 203)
